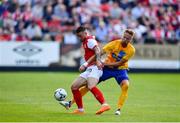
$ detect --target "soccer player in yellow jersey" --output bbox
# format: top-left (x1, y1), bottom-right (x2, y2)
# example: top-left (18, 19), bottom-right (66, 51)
top-left (60, 29), bottom-right (135, 115)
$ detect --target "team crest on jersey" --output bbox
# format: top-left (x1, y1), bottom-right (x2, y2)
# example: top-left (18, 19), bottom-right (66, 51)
top-left (112, 51), bottom-right (126, 61)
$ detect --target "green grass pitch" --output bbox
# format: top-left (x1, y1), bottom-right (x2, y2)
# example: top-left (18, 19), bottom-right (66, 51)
top-left (0, 72), bottom-right (180, 122)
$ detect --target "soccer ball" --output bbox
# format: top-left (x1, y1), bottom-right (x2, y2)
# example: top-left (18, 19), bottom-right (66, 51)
top-left (54, 88), bottom-right (67, 101)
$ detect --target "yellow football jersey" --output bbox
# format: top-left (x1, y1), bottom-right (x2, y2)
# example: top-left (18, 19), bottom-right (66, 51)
top-left (103, 39), bottom-right (135, 69)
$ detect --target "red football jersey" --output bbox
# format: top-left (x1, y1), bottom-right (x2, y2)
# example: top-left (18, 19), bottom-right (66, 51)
top-left (82, 35), bottom-right (98, 66)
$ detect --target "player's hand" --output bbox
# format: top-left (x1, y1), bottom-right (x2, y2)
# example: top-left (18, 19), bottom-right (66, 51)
top-left (79, 65), bottom-right (86, 72)
top-left (96, 60), bottom-right (104, 70)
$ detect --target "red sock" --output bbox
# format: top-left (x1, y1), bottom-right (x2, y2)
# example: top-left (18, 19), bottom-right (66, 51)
top-left (90, 87), bottom-right (105, 104)
top-left (72, 89), bottom-right (83, 109)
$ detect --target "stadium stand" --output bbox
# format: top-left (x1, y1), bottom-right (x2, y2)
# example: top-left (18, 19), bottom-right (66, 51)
top-left (0, 0), bottom-right (179, 44)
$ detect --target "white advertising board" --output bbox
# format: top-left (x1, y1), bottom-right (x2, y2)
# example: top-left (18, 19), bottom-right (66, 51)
top-left (129, 44), bottom-right (180, 69)
top-left (129, 60), bottom-right (180, 69)
top-left (0, 42), bottom-right (60, 67)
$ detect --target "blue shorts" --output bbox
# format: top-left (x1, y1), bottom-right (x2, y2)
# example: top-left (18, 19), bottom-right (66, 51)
top-left (99, 67), bottom-right (129, 85)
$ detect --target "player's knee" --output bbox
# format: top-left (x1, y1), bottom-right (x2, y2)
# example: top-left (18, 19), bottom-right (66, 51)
top-left (71, 84), bottom-right (78, 90)
top-left (87, 79), bottom-right (98, 90)
top-left (121, 82), bottom-right (129, 91)
top-left (87, 85), bottom-right (94, 90)
top-left (87, 82), bottom-right (98, 90)
top-left (121, 84), bottom-right (128, 98)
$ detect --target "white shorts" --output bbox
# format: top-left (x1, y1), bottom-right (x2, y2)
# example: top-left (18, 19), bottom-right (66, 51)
top-left (80, 65), bottom-right (103, 80)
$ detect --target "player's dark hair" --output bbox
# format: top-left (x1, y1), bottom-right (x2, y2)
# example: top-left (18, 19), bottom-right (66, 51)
top-left (76, 26), bottom-right (87, 33)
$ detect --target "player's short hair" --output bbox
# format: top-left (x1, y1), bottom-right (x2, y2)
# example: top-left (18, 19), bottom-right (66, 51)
top-left (76, 26), bottom-right (87, 33)
top-left (124, 29), bottom-right (135, 36)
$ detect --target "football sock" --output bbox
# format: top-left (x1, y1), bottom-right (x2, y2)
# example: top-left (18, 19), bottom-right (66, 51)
top-left (72, 89), bottom-right (83, 109)
top-left (71, 86), bottom-right (89, 105)
top-left (78, 108), bottom-right (84, 112)
top-left (117, 84), bottom-right (129, 109)
top-left (90, 86), bottom-right (105, 105)
top-left (102, 103), bottom-right (108, 106)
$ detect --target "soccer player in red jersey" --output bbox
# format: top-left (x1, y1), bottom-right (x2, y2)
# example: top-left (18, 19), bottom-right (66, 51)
top-left (70, 26), bottom-right (110, 114)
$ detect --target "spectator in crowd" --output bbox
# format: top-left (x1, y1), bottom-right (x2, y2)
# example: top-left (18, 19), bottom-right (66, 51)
top-left (53, 1), bottom-right (69, 24)
top-left (63, 29), bottom-right (78, 45)
top-left (32, 1), bottom-right (43, 20)
top-left (109, 1), bottom-right (123, 19)
top-left (0, 0), bottom-right (178, 44)
top-left (24, 21), bottom-right (42, 40)
top-left (95, 20), bottom-right (109, 43)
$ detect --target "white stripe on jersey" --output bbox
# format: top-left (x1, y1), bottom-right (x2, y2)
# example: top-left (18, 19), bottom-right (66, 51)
top-left (87, 39), bottom-right (98, 49)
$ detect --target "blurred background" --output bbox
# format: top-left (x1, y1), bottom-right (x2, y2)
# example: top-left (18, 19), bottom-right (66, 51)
top-left (0, 0), bottom-right (180, 121)
top-left (0, 0), bottom-right (179, 72)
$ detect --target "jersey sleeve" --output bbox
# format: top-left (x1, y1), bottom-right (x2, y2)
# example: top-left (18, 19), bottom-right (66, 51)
top-left (87, 39), bottom-right (98, 49)
top-left (102, 40), bottom-right (118, 53)
top-left (122, 46), bottom-right (135, 61)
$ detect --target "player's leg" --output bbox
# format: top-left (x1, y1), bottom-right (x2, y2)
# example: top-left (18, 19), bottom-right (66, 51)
top-left (60, 83), bottom-right (94, 110)
top-left (60, 67), bottom-right (112, 111)
top-left (115, 80), bottom-right (129, 115)
top-left (71, 76), bottom-right (87, 114)
top-left (71, 85), bottom-right (89, 105)
top-left (60, 80), bottom-right (88, 110)
top-left (87, 77), bottom-right (105, 104)
top-left (114, 69), bottom-right (129, 115)
top-left (59, 70), bottom-right (90, 110)
top-left (87, 77), bottom-right (111, 115)
top-left (87, 66), bottom-right (110, 114)
top-left (69, 67), bottom-right (112, 108)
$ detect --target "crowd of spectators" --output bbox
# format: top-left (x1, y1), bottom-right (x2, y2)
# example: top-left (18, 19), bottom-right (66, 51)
top-left (0, 0), bottom-right (179, 44)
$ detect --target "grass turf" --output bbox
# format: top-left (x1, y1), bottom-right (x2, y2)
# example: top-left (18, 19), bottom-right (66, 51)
top-left (0, 72), bottom-right (180, 122)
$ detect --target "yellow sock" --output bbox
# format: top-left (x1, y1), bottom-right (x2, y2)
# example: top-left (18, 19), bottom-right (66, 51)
top-left (71, 86), bottom-right (89, 104)
top-left (117, 83), bottom-right (129, 109)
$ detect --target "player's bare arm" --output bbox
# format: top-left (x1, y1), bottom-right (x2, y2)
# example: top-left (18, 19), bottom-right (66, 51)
top-left (79, 50), bottom-right (105, 72)
top-left (79, 55), bottom-right (96, 72)
top-left (87, 50), bottom-right (105, 64)
top-left (94, 46), bottom-right (103, 69)
top-left (94, 46), bottom-right (101, 61)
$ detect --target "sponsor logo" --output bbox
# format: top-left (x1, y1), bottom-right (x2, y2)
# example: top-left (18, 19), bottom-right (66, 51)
top-left (112, 51), bottom-right (126, 61)
top-left (13, 43), bottom-right (42, 57)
